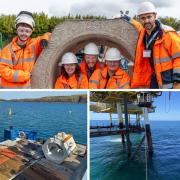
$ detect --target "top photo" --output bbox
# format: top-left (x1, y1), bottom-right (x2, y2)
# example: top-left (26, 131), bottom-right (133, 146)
top-left (0, 0), bottom-right (179, 89)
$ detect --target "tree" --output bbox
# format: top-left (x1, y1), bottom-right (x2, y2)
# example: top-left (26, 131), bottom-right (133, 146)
top-left (1, 13), bottom-right (178, 47)
top-left (159, 16), bottom-right (180, 31)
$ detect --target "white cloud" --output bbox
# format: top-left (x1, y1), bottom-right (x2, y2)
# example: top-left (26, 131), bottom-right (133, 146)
top-left (0, 0), bottom-right (179, 18)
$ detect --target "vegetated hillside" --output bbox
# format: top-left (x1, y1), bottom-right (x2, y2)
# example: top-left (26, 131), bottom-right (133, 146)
top-left (7, 94), bottom-right (87, 103)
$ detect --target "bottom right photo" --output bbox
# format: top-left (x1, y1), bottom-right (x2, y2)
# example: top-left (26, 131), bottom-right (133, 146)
top-left (90, 91), bottom-right (180, 180)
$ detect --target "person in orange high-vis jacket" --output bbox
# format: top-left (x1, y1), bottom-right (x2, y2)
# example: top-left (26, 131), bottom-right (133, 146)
top-left (55, 52), bottom-right (88, 89)
top-left (80, 42), bottom-right (101, 81)
top-left (0, 11), bottom-right (51, 89)
top-left (127, 2), bottom-right (180, 89)
top-left (89, 48), bottom-right (130, 89)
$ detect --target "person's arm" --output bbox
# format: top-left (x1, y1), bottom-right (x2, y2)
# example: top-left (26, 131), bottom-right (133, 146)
top-left (121, 15), bottom-right (143, 32)
top-left (131, 19), bottom-right (143, 32)
top-left (166, 32), bottom-right (180, 89)
top-left (33, 32), bottom-right (51, 57)
top-left (0, 46), bottom-right (30, 83)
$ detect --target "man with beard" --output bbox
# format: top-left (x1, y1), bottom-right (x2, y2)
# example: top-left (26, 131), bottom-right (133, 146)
top-left (89, 48), bottom-right (130, 89)
top-left (80, 42), bottom-right (100, 81)
top-left (130, 1), bottom-right (180, 89)
top-left (0, 11), bottom-right (51, 88)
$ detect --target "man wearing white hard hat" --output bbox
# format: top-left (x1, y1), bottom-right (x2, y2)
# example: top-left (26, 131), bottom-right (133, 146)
top-left (129, 1), bottom-right (180, 89)
top-left (80, 42), bottom-right (101, 80)
top-left (89, 48), bottom-right (130, 89)
top-left (55, 52), bottom-right (88, 89)
top-left (0, 11), bottom-right (51, 88)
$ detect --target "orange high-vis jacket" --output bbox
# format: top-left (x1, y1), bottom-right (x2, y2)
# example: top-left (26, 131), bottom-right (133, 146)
top-left (80, 60), bottom-right (101, 79)
top-left (0, 33), bottom-right (51, 89)
top-left (131, 19), bottom-right (180, 89)
top-left (54, 73), bottom-right (88, 89)
top-left (89, 66), bottom-right (130, 89)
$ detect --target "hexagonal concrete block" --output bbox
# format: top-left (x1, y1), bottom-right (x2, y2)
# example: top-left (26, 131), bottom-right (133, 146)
top-left (31, 18), bottom-right (138, 88)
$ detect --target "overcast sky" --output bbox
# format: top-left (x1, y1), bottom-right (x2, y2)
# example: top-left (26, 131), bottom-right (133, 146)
top-left (0, 0), bottom-right (179, 18)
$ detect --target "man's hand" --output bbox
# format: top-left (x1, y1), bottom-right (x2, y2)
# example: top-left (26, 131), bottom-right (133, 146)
top-left (40, 39), bottom-right (48, 49)
top-left (121, 15), bottom-right (131, 22)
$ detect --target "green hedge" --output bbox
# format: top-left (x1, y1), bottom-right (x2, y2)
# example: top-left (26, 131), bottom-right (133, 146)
top-left (0, 12), bottom-right (179, 48)
top-left (0, 13), bottom-right (106, 47)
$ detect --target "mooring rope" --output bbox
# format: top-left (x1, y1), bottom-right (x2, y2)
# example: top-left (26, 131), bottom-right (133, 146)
top-left (144, 108), bottom-right (148, 180)
top-left (165, 92), bottom-right (171, 113)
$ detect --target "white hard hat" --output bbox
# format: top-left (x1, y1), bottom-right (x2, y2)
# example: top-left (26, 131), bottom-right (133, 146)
top-left (137, 1), bottom-right (156, 16)
top-left (15, 11), bottom-right (35, 29)
top-left (105, 48), bottom-right (121, 61)
top-left (59, 52), bottom-right (78, 66)
top-left (84, 42), bottom-right (99, 55)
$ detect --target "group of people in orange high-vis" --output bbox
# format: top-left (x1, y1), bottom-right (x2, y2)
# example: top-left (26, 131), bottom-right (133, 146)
top-left (54, 43), bottom-right (130, 89)
top-left (0, 1), bottom-right (180, 89)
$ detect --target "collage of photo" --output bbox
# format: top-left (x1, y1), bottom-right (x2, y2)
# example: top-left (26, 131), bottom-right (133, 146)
top-left (0, 0), bottom-right (180, 180)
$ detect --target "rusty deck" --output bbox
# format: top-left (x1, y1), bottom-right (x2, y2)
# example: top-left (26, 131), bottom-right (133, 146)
top-left (0, 140), bottom-right (87, 180)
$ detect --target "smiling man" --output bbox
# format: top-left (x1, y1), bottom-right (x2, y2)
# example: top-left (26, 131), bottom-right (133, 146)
top-left (89, 48), bottom-right (130, 89)
top-left (80, 42), bottom-right (100, 80)
top-left (130, 1), bottom-right (180, 89)
top-left (0, 11), bottom-right (51, 88)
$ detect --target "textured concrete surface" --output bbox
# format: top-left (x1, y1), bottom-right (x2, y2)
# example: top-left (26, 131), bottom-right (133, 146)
top-left (31, 18), bottom-right (138, 88)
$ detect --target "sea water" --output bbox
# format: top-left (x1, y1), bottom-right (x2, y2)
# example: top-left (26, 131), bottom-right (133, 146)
top-left (90, 121), bottom-right (180, 180)
top-left (0, 102), bottom-right (87, 144)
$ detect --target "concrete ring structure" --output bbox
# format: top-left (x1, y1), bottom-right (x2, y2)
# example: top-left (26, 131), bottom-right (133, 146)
top-left (31, 18), bottom-right (138, 88)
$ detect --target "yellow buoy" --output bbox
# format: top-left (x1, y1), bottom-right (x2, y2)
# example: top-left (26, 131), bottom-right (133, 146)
top-left (8, 108), bottom-right (12, 116)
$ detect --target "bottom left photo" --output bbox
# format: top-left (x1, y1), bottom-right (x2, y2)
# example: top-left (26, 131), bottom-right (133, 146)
top-left (0, 91), bottom-right (87, 180)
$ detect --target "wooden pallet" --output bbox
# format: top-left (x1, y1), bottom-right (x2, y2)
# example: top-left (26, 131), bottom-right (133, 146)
top-left (0, 139), bottom-right (87, 180)
top-left (13, 144), bottom-right (87, 180)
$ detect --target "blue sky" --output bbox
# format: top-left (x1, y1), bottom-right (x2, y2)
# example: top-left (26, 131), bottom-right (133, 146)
top-left (149, 92), bottom-right (180, 121)
top-left (90, 92), bottom-right (180, 121)
top-left (0, 91), bottom-right (86, 100)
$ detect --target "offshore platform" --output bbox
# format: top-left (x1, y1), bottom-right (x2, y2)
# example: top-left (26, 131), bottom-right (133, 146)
top-left (90, 91), bottom-right (162, 159)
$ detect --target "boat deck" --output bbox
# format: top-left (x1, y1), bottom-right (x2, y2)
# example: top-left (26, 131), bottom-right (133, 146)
top-left (0, 139), bottom-right (87, 180)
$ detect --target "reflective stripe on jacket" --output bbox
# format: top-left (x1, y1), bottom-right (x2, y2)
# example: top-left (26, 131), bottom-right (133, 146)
top-left (131, 19), bottom-right (180, 89)
top-left (54, 73), bottom-right (88, 89)
top-left (0, 33), bottom-right (51, 88)
top-left (89, 66), bottom-right (130, 89)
